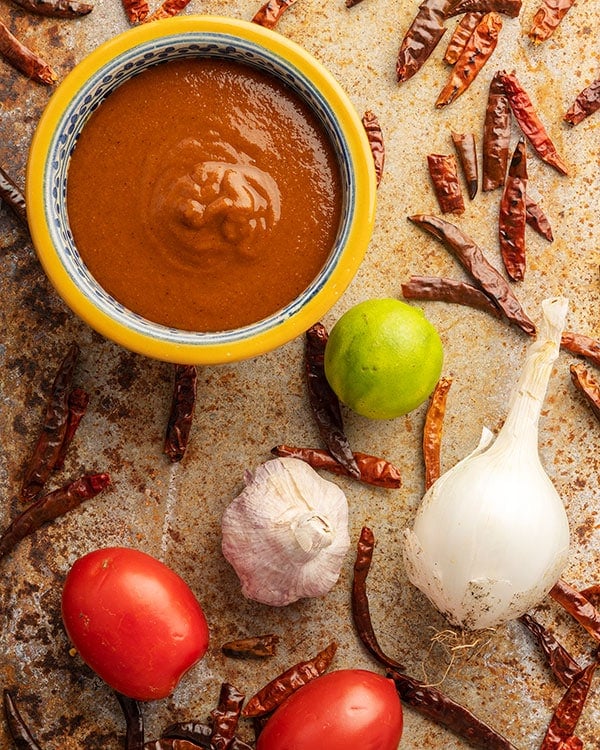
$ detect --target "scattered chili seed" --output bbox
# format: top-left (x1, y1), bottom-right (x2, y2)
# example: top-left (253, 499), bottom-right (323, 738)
top-left (53, 388), bottom-right (90, 471)
top-left (499, 138), bottom-right (528, 282)
top-left (352, 526), bottom-right (405, 670)
top-left (251, 0), bottom-right (297, 28)
top-left (0, 473), bottom-right (110, 561)
top-left (362, 110), bottom-right (385, 186)
top-left (499, 70), bottom-right (569, 176)
top-left (210, 683), bottom-right (245, 750)
top-left (561, 331), bottom-right (600, 369)
top-left (145, 0), bottom-right (190, 22)
top-left (451, 131), bottom-right (478, 200)
top-left (122, 0), bottom-right (149, 22)
top-left (305, 324), bottom-right (359, 478)
top-left (408, 214), bottom-right (536, 335)
top-left (518, 613), bottom-right (582, 688)
top-left (221, 634), bottom-right (280, 659)
top-left (396, 0), bottom-right (451, 83)
top-left (164, 364), bottom-right (197, 463)
top-left (445, 0), bottom-right (521, 16)
top-left (482, 70), bottom-right (511, 191)
top-left (427, 154), bottom-right (465, 213)
top-left (564, 78), bottom-right (600, 126)
top-left (526, 195), bottom-right (554, 242)
top-left (0, 20), bottom-right (57, 85)
top-left (21, 343), bottom-right (81, 500)
top-left (436, 12), bottom-right (502, 108)
top-left (540, 662), bottom-right (597, 750)
top-left (242, 641), bottom-right (338, 718)
top-left (271, 445), bottom-right (403, 488)
top-left (3, 690), bottom-right (42, 750)
top-left (0, 165), bottom-right (28, 227)
top-left (529, 0), bottom-right (576, 43)
top-left (388, 670), bottom-right (519, 749)
top-left (116, 692), bottom-right (145, 750)
top-left (443, 12), bottom-right (483, 65)
top-left (550, 579), bottom-right (600, 643)
top-left (11, 0), bottom-right (93, 17)
top-left (570, 363), bottom-right (600, 421)
top-left (423, 376), bottom-right (452, 490)
top-left (402, 276), bottom-right (503, 319)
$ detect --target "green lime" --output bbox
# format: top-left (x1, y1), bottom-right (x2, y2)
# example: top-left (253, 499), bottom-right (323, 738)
top-left (323, 298), bottom-right (444, 420)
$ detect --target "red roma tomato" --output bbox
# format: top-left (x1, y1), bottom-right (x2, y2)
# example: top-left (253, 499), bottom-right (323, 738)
top-left (61, 547), bottom-right (209, 701)
top-left (256, 669), bottom-right (403, 750)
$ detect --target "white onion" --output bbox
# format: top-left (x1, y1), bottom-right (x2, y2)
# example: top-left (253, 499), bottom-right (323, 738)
top-left (402, 297), bottom-right (571, 631)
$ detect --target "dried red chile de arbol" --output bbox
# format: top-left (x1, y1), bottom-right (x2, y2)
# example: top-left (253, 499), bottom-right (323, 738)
top-left (121, 0), bottom-right (149, 22)
top-left (443, 12), bottom-right (483, 65)
top-left (0, 21), bottom-right (57, 84)
top-left (423, 376), bottom-right (452, 489)
top-left (164, 364), bottom-right (197, 462)
top-left (482, 71), bottom-right (511, 191)
top-left (427, 153), bottom-right (465, 213)
top-left (11, 0), bottom-right (93, 17)
top-left (221, 634), bottom-right (280, 659)
top-left (518, 613), bottom-right (582, 688)
top-left (528, 0), bottom-right (577, 43)
top-left (396, 0), bottom-right (451, 83)
top-left (361, 110), bottom-right (385, 186)
top-left (540, 662), bottom-right (597, 750)
top-left (570, 363), bottom-right (600, 421)
top-left (560, 331), bottom-right (600, 369)
top-left (564, 77), bottom-right (600, 126)
top-left (499, 138), bottom-right (528, 281)
top-left (445, 0), bottom-right (521, 16)
top-left (251, 0), bottom-right (297, 29)
top-left (209, 683), bottom-right (245, 750)
top-left (526, 195), bottom-right (554, 242)
top-left (451, 131), bottom-right (478, 200)
top-left (0, 165), bottom-right (28, 226)
top-left (402, 276), bottom-right (503, 319)
top-left (550, 579), bottom-right (600, 642)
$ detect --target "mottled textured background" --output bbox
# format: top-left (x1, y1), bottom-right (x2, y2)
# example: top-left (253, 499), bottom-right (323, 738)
top-left (0, 0), bottom-right (599, 747)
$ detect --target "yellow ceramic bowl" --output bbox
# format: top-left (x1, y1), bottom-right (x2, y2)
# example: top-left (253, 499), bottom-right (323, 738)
top-left (27, 15), bottom-right (376, 364)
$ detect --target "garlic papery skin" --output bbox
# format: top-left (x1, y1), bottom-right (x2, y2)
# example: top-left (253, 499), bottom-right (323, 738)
top-left (402, 297), bottom-right (571, 631)
top-left (221, 457), bottom-right (350, 606)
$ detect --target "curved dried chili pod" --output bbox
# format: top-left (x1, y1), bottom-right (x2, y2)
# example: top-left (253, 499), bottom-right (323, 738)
top-left (11, 0), bottom-right (93, 17)
top-left (251, 0), bottom-right (297, 28)
top-left (0, 473), bottom-right (111, 561)
top-left (570, 363), bottom-right (600, 421)
top-left (427, 154), bottom-right (465, 213)
top-left (499, 138), bottom-right (528, 282)
top-left (482, 71), bottom-right (511, 191)
top-left (526, 195), bottom-right (553, 241)
top-left (451, 131), bottom-right (478, 200)
top-left (396, 0), bottom-right (450, 83)
top-left (387, 670), bottom-right (519, 749)
top-left (352, 526), bottom-right (405, 670)
top-left (305, 324), bottom-right (360, 478)
top-left (3, 691), bottom-right (42, 750)
top-left (423, 376), bottom-right (452, 489)
top-left (402, 276), bottom-right (503, 318)
top-left (499, 70), bottom-right (569, 176)
top-left (519, 613), bottom-right (582, 688)
top-left (115, 692), bottom-right (144, 750)
top-left (564, 78), bottom-right (600, 126)
top-left (53, 387), bottom-right (90, 471)
top-left (529, 0), bottom-right (576, 43)
top-left (436, 12), bottom-right (502, 108)
top-left (540, 661), bottom-right (598, 749)
top-left (408, 214), bottom-right (536, 335)
top-left (444, 12), bottom-right (483, 65)
top-left (0, 21), bottom-right (57, 85)
top-left (362, 110), bottom-right (385, 187)
top-left (210, 683), bottom-right (245, 750)
top-left (0, 165), bottom-right (28, 227)
top-left (221, 634), bottom-right (280, 659)
top-left (242, 641), bottom-right (338, 718)
top-left (271, 445), bottom-right (402, 488)
top-left (550, 579), bottom-right (600, 643)
top-left (445, 0), bottom-right (521, 16)
top-left (164, 364), bottom-right (197, 462)
top-left (561, 331), bottom-right (600, 369)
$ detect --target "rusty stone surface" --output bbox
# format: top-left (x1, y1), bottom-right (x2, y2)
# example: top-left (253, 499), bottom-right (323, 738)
top-left (1, 0), bottom-right (599, 748)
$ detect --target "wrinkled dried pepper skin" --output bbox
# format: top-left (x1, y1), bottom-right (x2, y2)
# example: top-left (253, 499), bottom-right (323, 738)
top-left (570, 363), bottom-right (600, 421)
top-left (54, 387), bottom-right (89, 471)
top-left (164, 364), bottom-right (197, 462)
top-left (529, 0), bottom-right (576, 43)
top-left (221, 634), bottom-right (279, 659)
top-left (305, 324), bottom-right (359, 478)
top-left (451, 131), bottom-right (478, 199)
top-left (251, 0), bottom-right (297, 28)
top-left (408, 214), bottom-right (536, 335)
top-left (3, 691), bottom-right (42, 750)
top-left (396, 0), bottom-right (450, 83)
top-left (526, 196), bottom-right (554, 241)
top-left (564, 78), bottom-right (600, 126)
top-left (436, 12), bottom-right (502, 108)
top-left (210, 683), bottom-right (245, 750)
top-left (499, 70), bottom-right (569, 175)
top-left (362, 110), bottom-right (385, 186)
top-left (161, 722), bottom-right (213, 747)
top-left (445, 0), bottom-right (521, 16)
top-left (242, 642), bottom-right (337, 717)
top-left (518, 613), bottom-right (582, 688)
top-left (499, 138), bottom-right (528, 281)
top-left (116, 692), bottom-right (145, 750)
top-left (444, 12), bottom-right (483, 64)
top-left (271, 445), bottom-right (403, 488)
top-left (561, 331), bottom-right (600, 369)
top-left (423, 376), bottom-right (452, 489)
top-left (352, 527), bottom-right (405, 669)
top-left (540, 662), bottom-right (597, 749)
top-left (550, 579), bottom-right (600, 643)
top-left (402, 276), bottom-right (503, 318)
top-left (427, 154), bottom-right (465, 213)
top-left (482, 71), bottom-right (511, 191)
top-left (145, 0), bottom-right (190, 22)
top-left (0, 21), bottom-right (57, 84)
top-left (122, 0), bottom-right (149, 22)
top-left (12, 0), bottom-right (93, 17)
top-left (0, 166), bottom-right (28, 226)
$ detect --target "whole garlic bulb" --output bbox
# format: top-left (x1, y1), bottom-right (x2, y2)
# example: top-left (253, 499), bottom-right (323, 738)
top-left (221, 457), bottom-right (350, 606)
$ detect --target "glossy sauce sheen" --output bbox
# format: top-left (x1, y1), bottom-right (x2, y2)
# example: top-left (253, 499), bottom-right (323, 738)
top-left (67, 58), bottom-right (342, 331)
